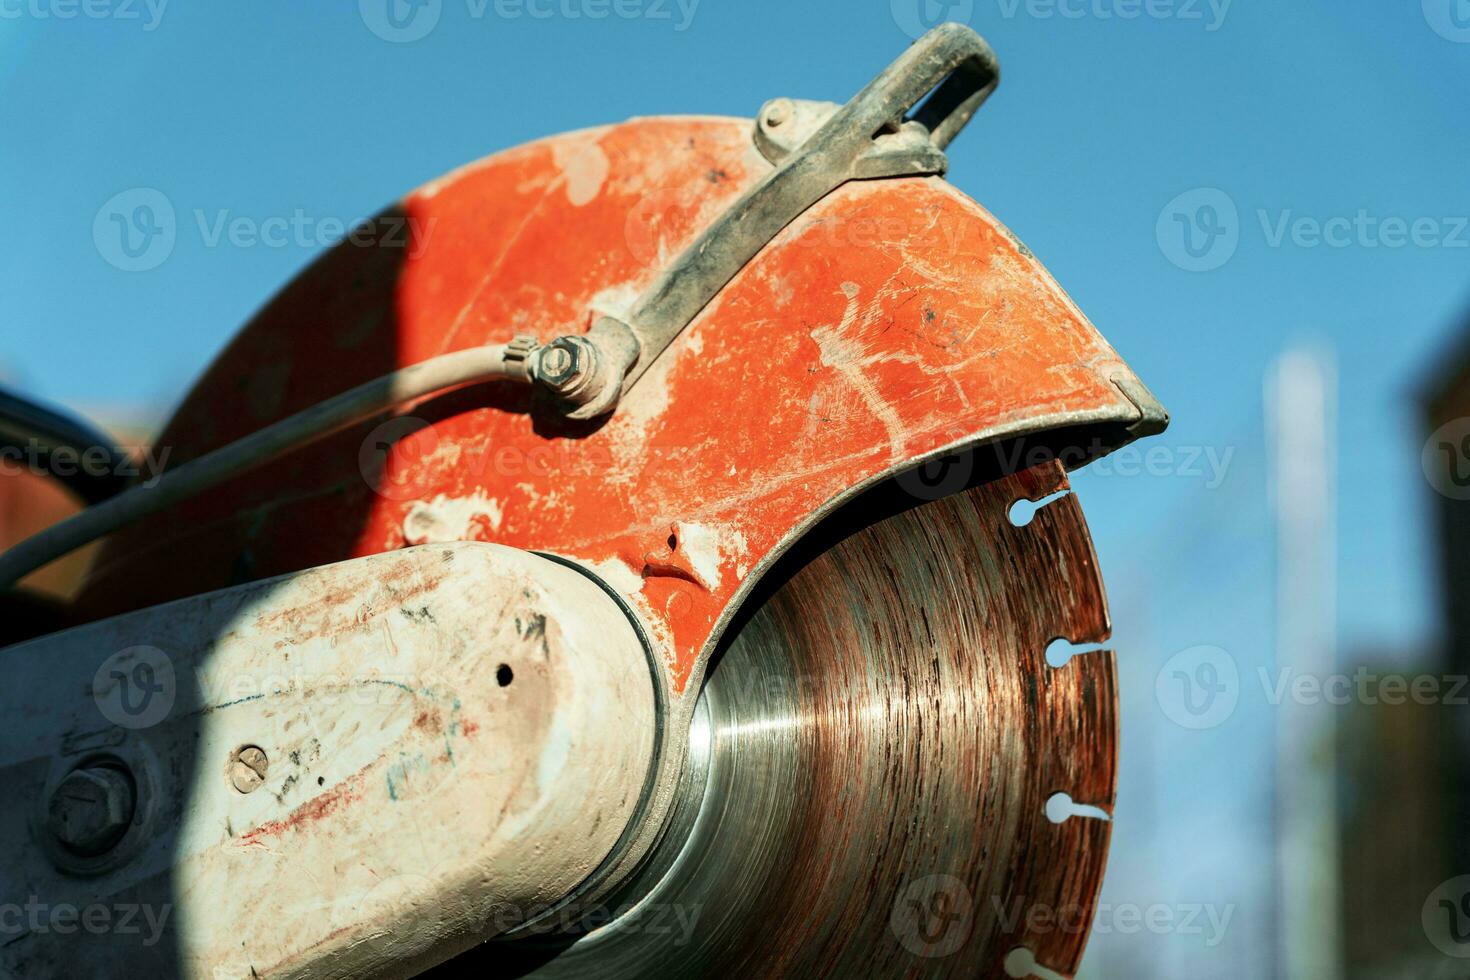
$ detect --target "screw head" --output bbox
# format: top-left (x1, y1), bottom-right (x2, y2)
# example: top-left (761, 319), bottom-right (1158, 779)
top-left (230, 745), bottom-right (269, 794)
top-left (764, 99), bottom-right (791, 128)
top-left (48, 765), bottom-right (136, 857)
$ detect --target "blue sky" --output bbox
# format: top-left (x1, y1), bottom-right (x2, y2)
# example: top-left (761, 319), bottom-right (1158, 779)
top-left (3, 2), bottom-right (1468, 975)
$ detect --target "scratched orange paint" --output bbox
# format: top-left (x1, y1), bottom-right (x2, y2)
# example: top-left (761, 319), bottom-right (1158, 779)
top-left (82, 118), bottom-right (1140, 694)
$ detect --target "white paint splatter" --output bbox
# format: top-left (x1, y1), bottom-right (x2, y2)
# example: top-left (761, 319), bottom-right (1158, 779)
top-left (673, 521), bottom-right (750, 591)
top-left (674, 523), bottom-right (722, 590)
top-left (551, 137), bottom-right (610, 207)
top-left (402, 493), bottom-right (504, 545)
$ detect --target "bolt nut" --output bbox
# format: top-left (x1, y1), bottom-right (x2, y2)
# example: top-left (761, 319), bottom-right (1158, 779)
top-left (230, 745), bottom-right (269, 794)
top-left (541, 345), bottom-right (576, 381)
top-left (535, 338), bottom-right (594, 395)
top-left (48, 765), bottom-right (136, 857)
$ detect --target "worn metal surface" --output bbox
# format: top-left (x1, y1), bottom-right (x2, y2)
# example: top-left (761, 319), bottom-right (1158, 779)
top-left (458, 463), bottom-right (1114, 978)
top-left (1, 543), bottom-right (655, 978)
top-left (78, 116), bottom-right (1159, 703)
top-left (602, 23), bottom-right (999, 398)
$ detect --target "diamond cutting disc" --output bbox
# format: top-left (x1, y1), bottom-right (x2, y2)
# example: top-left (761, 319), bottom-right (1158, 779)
top-left (444, 461), bottom-right (1117, 979)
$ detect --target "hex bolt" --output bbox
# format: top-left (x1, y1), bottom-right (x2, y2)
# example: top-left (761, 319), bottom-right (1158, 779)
top-left (764, 99), bottom-right (791, 128)
top-left (540, 345), bottom-right (575, 379)
top-left (47, 765), bottom-right (136, 857)
top-left (535, 339), bottom-right (592, 395)
top-left (230, 745), bottom-right (269, 794)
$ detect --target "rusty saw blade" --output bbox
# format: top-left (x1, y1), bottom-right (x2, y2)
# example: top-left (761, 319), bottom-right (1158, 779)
top-left (439, 460), bottom-right (1117, 979)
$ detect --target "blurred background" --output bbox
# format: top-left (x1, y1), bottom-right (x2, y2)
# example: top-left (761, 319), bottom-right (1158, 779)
top-left (3, 2), bottom-right (1468, 976)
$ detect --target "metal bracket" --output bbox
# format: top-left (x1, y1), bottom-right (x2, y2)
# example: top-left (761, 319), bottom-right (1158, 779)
top-left (553, 23), bottom-right (1001, 419)
top-left (751, 98), bottom-right (948, 176)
